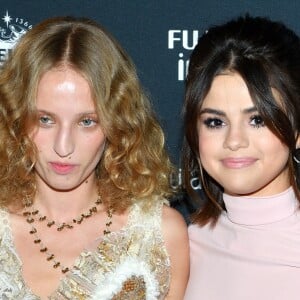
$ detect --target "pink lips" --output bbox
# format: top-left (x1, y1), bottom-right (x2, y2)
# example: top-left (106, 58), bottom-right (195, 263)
top-left (49, 162), bottom-right (76, 174)
top-left (221, 157), bottom-right (257, 169)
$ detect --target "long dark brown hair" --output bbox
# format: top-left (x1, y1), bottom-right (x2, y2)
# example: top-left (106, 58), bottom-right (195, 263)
top-left (183, 15), bottom-right (300, 225)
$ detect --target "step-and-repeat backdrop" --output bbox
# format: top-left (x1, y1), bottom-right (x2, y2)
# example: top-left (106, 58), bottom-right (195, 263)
top-left (1, 0), bottom-right (300, 165)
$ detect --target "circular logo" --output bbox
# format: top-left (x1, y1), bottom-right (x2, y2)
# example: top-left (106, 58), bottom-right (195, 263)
top-left (0, 11), bottom-right (32, 64)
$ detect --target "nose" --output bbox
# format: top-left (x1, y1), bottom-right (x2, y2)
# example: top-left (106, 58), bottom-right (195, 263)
top-left (53, 126), bottom-right (75, 158)
top-left (223, 125), bottom-right (249, 151)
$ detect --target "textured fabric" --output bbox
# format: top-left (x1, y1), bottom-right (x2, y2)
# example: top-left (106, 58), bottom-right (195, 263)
top-left (185, 187), bottom-right (300, 300)
top-left (0, 200), bottom-right (170, 299)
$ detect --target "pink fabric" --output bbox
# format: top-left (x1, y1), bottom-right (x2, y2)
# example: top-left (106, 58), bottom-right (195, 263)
top-left (184, 187), bottom-right (300, 300)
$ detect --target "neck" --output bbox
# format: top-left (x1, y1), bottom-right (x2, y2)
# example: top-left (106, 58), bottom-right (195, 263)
top-left (223, 186), bottom-right (298, 225)
top-left (33, 177), bottom-right (100, 222)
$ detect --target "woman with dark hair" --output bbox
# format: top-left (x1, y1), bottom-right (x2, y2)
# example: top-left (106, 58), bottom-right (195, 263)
top-left (0, 16), bottom-right (189, 299)
top-left (183, 15), bottom-right (300, 299)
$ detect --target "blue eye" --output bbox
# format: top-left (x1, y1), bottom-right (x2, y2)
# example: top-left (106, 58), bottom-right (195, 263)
top-left (39, 115), bottom-right (54, 126)
top-left (249, 115), bottom-right (265, 128)
top-left (203, 117), bottom-right (225, 129)
top-left (80, 118), bottom-right (97, 127)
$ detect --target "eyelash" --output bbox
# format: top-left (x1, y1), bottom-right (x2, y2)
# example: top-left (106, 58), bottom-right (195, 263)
top-left (249, 114), bottom-right (265, 128)
top-left (39, 115), bottom-right (54, 127)
top-left (38, 115), bottom-right (98, 128)
top-left (202, 114), bottom-right (265, 129)
top-left (79, 118), bottom-right (98, 127)
top-left (203, 117), bottom-right (225, 129)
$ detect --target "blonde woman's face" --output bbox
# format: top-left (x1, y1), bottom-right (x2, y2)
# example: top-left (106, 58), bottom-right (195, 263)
top-left (31, 67), bottom-right (105, 191)
top-left (197, 72), bottom-right (290, 197)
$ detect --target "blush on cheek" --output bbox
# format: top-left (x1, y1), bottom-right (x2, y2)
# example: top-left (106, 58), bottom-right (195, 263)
top-left (198, 142), bottom-right (210, 159)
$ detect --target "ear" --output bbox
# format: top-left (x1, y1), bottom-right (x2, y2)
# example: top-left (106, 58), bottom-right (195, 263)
top-left (296, 133), bottom-right (300, 149)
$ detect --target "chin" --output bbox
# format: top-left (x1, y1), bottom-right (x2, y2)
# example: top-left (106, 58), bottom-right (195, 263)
top-left (223, 186), bottom-right (258, 196)
top-left (46, 182), bottom-right (79, 192)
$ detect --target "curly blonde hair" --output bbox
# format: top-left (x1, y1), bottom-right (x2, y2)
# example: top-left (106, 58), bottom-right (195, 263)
top-left (0, 16), bottom-right (172, 211)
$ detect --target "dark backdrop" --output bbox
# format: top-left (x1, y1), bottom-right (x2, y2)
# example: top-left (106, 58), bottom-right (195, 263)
top-left (1, 0), bottom-right (300, 165)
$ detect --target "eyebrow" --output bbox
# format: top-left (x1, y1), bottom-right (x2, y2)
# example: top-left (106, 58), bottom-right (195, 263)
top-left (199, 106), bottom-right (258, 116)
top-left (37, 109), bottom-right (97, 116)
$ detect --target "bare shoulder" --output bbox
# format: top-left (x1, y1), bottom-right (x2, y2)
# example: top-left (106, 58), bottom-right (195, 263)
top-left (161, 204), bottom-right (189, 249)
top-left (161, 205), bottom-right (189, 299)
top-left (162, 205), bottom-right (188, 232)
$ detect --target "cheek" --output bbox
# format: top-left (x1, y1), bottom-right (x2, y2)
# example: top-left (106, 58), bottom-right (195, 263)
top-left (257, 132), bottom-right (289, 159)
top-left (96, 139), bottom-right (106, 156)
top-left (29, 126), bottom-right (51, 144)
top-left (85, 133), bottom-right (106, 155)
top-left (198, 136), bottom-right (218, 177)
top-left (31, 133), bottom-right (48, 152)
top-left (198, 133), bottom-right (218, 161)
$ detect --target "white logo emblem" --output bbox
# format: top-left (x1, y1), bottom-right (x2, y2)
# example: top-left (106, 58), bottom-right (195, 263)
top-left (0, 11), bottom-right (32, 64)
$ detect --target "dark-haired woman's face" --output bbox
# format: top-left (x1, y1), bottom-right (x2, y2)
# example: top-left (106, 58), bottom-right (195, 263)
top-left (197, 72), bottom-right (290, 196)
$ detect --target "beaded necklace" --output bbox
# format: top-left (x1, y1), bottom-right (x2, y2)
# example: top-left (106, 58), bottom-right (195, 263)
top-left (24, 195), bottom-right (103, 231)
top-left (23, 195), bottom-right (113, 274)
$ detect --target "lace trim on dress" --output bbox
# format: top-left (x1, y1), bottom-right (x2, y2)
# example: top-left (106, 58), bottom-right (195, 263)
top-left (0, 209), bottom-right (38, 299)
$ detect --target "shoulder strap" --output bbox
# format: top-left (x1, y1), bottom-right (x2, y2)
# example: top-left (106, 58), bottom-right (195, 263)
top-left (128, 198), bottom-right (164, 229)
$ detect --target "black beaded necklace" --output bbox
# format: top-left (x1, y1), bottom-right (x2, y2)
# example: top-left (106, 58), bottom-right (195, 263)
top-left (23, 195), bottom-right (113, 274)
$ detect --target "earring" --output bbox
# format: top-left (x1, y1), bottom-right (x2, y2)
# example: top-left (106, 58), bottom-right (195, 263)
top-left (293, 148), bottom-right (300, 164)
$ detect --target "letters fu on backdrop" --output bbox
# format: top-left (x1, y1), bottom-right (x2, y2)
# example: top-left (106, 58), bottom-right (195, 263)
top-left (168, 29), bottom-right (200, 81)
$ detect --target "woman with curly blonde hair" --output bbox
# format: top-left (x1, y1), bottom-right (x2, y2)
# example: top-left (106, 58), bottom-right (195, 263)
top-left (0, 16), bottom-right (188, 299)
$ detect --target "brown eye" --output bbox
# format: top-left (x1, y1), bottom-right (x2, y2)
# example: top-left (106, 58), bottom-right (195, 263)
top-left (203, 117), bottom-right (225, 129)
top-left (249, 115), bottom-right (265, 128)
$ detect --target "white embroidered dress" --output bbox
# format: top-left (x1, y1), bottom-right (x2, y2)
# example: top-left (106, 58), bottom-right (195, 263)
top-left (0, 200), bottom-right (170, 299)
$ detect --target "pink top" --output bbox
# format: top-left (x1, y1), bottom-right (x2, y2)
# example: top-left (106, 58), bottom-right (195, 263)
top-left (184, 187), bottom-right (300, 300)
